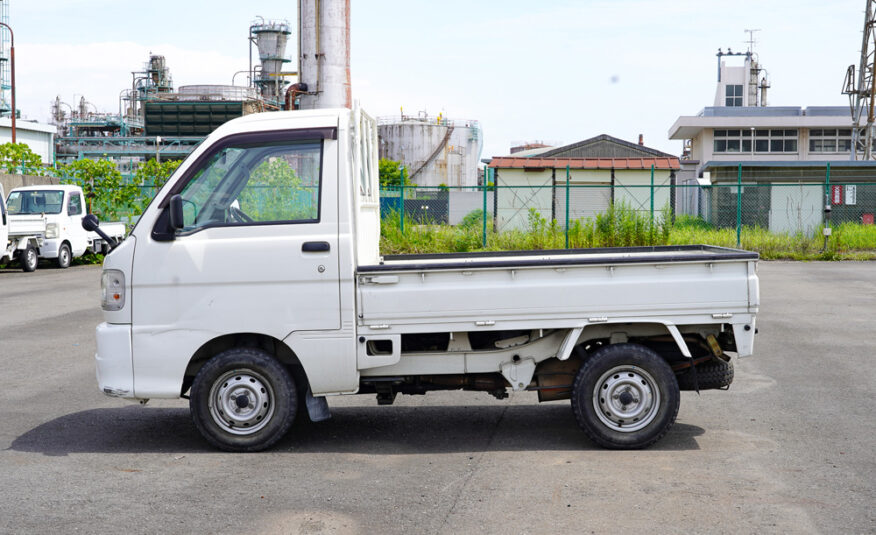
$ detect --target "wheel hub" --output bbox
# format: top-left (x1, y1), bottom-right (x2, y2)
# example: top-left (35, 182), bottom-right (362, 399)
top-left (593, 366), bottom-right (660, 433)
top-left (208, 370), bottom-right (275, 436)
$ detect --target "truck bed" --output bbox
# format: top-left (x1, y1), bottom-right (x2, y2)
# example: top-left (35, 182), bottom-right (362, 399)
top-left (362, 245), bottom-right (758, 272)
top-left (356, 245), bottom-right (759, 333)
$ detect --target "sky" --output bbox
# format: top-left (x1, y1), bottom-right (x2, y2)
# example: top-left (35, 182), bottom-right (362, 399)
top-left (7, 0), bottom-right (867, 158)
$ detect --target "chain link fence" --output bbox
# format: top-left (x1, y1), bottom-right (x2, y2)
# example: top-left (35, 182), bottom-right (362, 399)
top-left (381, 167), bottom-right (876, 249)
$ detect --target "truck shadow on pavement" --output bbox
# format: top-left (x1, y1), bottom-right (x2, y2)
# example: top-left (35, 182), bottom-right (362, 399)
top-left (10, 404), bottom-right (705, 456)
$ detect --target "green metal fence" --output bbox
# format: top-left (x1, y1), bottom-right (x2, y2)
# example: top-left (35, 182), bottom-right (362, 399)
top-left (380, 169), bottom-right (876, 249)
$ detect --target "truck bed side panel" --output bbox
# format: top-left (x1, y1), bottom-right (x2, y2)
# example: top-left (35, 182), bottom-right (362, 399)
top-left (358, 260), bottom-right (753, 329)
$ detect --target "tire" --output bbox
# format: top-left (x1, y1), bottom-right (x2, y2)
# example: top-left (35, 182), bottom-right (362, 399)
top-left (57, 243), bottom-right (71, 269)
top-left (677, 358), bottom-right (734, 391)
top-left (571, 343), bottom-right (680, 449)
top-left (20, 245), bottom-right (38, 272)
top-left (190, 348), bottom-right (298, 452)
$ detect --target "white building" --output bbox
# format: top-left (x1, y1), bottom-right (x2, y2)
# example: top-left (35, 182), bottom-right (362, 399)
top-left (0, 117), bottom-right (56, 164)
top-left (668, 51), bottom-right (876, 234)
top-left (489, 135), bottom-right (679, 231)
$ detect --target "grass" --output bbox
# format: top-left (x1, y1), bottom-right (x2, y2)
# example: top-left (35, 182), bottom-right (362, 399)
top-left (381, 207), bottom-right (876, 261)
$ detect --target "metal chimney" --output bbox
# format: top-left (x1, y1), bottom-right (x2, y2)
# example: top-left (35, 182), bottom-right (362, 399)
top-left (298, 0), bottom-right (351, 109)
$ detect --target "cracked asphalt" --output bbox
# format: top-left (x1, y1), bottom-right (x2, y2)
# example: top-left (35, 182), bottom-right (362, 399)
top-left (1, 262), bottom-right (874, 534)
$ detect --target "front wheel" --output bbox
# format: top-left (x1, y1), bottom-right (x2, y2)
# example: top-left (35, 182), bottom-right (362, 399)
top-left (56, 243), bottom-right (71, 269)
top-left (571, 343), bottom-right (679, 449)
top-left (190, 348), bottom-right (298, 452)
top-left (20, 245), bottom-right (38, 272)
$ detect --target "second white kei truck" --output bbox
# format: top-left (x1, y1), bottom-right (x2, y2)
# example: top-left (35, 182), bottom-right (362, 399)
top-left (89, 107), bottom-right (759, 452)
top-left (6, 184), bottom-right (125, 269)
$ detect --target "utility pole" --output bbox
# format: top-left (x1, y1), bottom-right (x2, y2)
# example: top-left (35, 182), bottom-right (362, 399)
top-left (842, 0), bottom-right (876, 160)
top-left (0, 21), bottom-right (15, 143)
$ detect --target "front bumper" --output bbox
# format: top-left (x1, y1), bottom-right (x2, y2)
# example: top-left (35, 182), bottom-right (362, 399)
top-left (95, 322), bottom-right (135, 399)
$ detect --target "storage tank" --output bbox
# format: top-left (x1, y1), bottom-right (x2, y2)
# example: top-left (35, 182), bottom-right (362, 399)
top-left (378, 112), bottom-right (483, 188)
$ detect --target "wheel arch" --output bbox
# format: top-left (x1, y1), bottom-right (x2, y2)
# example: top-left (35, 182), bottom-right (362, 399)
top-left (572, 321), bottom-right (692, 362)
top-left (180, 332), bottom-right (309, 397)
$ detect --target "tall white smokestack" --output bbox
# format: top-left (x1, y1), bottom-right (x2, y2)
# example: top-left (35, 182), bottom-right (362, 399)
top-left (299, 0), bottom-right (351, 109)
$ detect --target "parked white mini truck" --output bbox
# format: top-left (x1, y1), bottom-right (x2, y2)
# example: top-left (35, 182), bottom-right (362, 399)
top-left (7, 184), bottom-right (125, 268)
top-left (0, 184), bottom-right (43, 272)
top-left (89, 107), bottom-right (759, 452)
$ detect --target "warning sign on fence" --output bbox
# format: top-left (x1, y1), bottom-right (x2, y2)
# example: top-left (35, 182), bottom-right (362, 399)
top-left (845, 185), bottom-right (857, 205)
top-left (831, 185), bottom-right (843, 205)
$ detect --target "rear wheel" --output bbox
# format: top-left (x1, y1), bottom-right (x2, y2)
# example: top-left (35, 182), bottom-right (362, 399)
top-left (190, 348), bottom-right (297, 452)
top-left (20, 245), bottom-right (38, 272)
top-left (57, 243), bottom-right (71, 269)
top-left (571, 343), bottom-right (679, 449)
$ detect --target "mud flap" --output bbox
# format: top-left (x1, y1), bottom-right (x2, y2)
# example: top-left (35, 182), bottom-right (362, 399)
top-left (304, 388), bottom-right (332, 422)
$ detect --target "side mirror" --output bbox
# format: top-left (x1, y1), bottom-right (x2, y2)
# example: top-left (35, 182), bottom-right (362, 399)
top-left (82, 214), bottom-right (99, 232)
top-left (82, 213), bottom-right (119, 251)
top-left (169, 194), bottom-right (184, 230)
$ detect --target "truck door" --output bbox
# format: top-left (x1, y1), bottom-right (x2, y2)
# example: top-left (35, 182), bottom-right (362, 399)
top-left (131, 130), bottom-right (341, 396)
top-left (65, 191), bottom-right (88, 255)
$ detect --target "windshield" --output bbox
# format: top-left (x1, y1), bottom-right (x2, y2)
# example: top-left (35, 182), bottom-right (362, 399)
top-left (6, 190), bottom-right (65, 215)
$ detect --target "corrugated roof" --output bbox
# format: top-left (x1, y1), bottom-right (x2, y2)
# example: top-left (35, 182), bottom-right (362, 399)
top-left (488, 157), bottom-right (680, 170)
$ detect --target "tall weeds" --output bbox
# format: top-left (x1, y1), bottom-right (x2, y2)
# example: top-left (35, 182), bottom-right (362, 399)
top-left (379, 206), bottom-right (876, 260)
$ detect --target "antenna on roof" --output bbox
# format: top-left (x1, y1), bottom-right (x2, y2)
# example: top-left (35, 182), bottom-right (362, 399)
top-left (745, 29), bottom-right (761, 55)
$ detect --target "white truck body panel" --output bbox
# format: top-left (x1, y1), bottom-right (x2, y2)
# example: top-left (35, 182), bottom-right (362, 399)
top-left (8, 214), bottom-right (46, 236)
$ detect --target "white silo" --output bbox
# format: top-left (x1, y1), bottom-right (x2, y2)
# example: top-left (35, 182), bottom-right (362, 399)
top-left (378, 112), bottom-right (483, 188)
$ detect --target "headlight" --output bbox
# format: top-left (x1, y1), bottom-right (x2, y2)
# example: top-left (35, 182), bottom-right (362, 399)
top-left (101, 269), bottom-right (126, 311)
top-left (45, 222), bottom-right (59, 239)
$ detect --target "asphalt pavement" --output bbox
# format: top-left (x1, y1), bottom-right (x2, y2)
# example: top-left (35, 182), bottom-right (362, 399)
top-left (0, 262), bottom-right (873, 534)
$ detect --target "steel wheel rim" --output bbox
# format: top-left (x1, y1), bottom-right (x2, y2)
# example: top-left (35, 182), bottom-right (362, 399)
top-left (592, 365), bottom-right (660, 432)
top-left (25, 249), bottom-right (36, 269)
top-left (59, 247), bottom-right (69, 265)
top-left (208, 369), bottom-right (275, 435)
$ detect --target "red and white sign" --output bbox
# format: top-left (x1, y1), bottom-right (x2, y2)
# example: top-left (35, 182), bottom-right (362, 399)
top-left (831, 185), bottom-right (843, 205)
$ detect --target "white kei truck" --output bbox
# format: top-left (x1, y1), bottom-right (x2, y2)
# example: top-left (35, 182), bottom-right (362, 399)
top-left (6, 184), bottom-right (125, 269)
top-left (89, 107), bottom-right (759, 452)
top-left (0, 184), bottom-right (44, 272)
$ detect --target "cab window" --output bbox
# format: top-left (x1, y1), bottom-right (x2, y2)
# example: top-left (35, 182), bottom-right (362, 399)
top-left (177, 140), bottom-right (322, 232)
top-left (68, 193), bottom-right (83, 216)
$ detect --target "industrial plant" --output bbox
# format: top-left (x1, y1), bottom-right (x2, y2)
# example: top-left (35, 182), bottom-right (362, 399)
top-left (0, 0), bottom-right (486, 189)
top-left (50, 18), bottom-right (297, 170)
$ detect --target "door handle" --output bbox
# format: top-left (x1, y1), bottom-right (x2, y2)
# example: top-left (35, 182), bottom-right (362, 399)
top-left (302, 241), bottom-right (330, 252)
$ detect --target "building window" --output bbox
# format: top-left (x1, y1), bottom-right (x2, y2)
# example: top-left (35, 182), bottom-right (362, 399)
top-left (809, 129), bottom-right (852, 153)
top-left (756, 129), bottom-right (797, 153)
top-left (714, 128), bottom-right (798, 154)
top-left (725, 85), bottom-right (743, 107)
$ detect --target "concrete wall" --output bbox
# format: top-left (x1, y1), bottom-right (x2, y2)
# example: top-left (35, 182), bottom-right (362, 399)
top-left (493, 168), bottom-right (554, 231)
top-left (493, 167), bottom-right (672, 230)
top-left (449, 191), bottom-right (493, 225)
top-left (613, 169), bottom-right (672, 217)
top-left (0, 173), bottom-right (60, 197)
